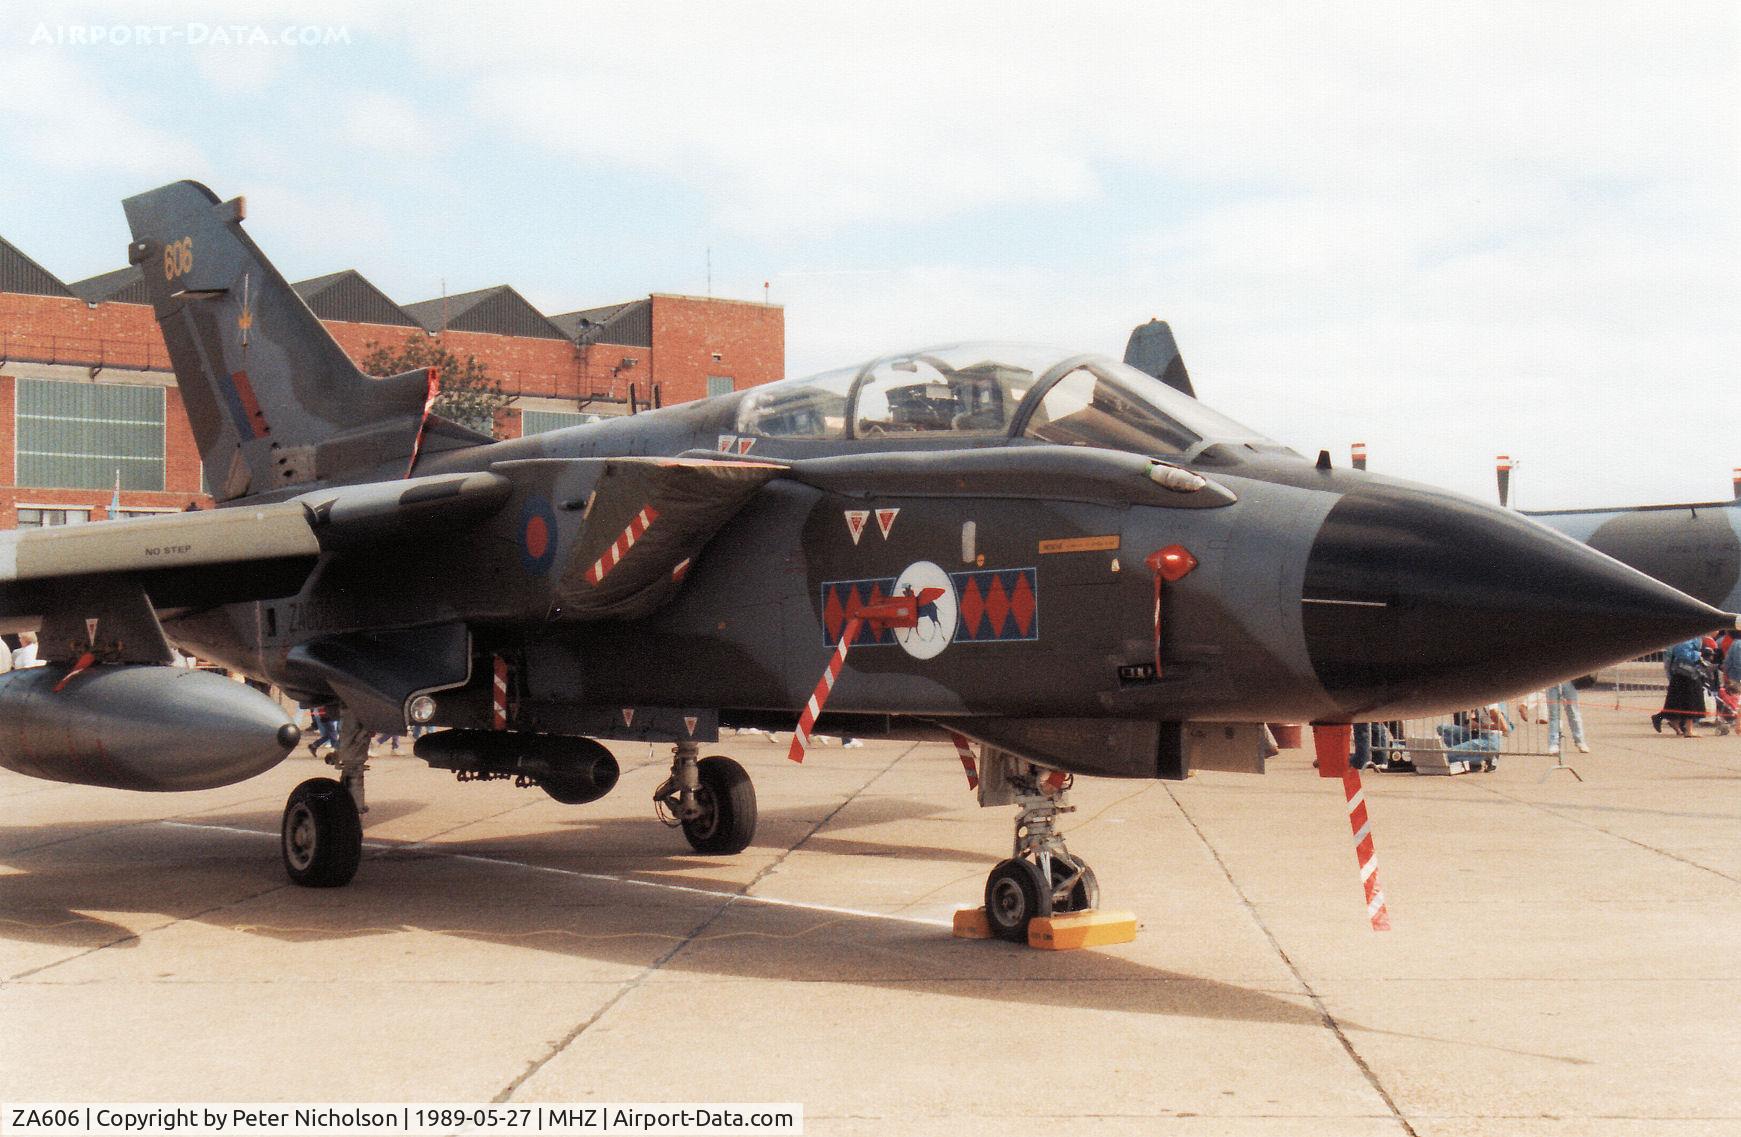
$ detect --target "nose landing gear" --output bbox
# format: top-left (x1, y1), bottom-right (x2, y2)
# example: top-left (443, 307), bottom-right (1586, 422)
top-left (982, 767), bottom-right (1099, 942)
top-left (282, 718), bottom-right (369, 888)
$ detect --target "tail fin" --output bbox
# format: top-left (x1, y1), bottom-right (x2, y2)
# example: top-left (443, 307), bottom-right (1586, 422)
top-left (1123, 318), bottom-right (1195, 399)
top-left (123, 181), bottom-right (488, 500)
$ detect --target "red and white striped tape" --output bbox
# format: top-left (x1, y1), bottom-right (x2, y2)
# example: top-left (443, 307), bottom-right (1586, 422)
top-left (492, 655), bottom-right (509, 731)
top-left (1342, 767), bottom-right (1390, 931)
top-left (788, 616), bottom-right (861, 763)
top-left (789, 594), bottom-right (932, 764)
top-left (52, 650), bottom-right (97, 693)
top-left (948, 731), bottom-right (980, 790)
top-left (403, 367), bottom-right (441, 479)
top-left (584, 506), bottom-right (660, 586)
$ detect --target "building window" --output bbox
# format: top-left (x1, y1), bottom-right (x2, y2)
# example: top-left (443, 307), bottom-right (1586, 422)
top-left (17, 507), bottom-right (91, 528)
top-left (520, 409), bottom-right (602, 436)
top-left (16, 379), bottom-right (166, 491)
top-left (707, 375), bottom-right (735, 398)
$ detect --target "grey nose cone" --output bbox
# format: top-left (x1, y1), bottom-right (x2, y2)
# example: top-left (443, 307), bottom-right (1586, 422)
top-left (1303, 482), bottom-right (1730, 718)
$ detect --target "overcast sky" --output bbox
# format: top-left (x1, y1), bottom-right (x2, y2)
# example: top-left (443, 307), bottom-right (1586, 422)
top-left (3, 1), bottom-right (1735, 508)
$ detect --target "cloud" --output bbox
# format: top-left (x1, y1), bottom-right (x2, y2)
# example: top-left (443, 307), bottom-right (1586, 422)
top-left (338, 91), bottom-right (439, 159)
top-left (0, 53), bottom-right (206, 176)
top-left (768, 151), bottom-right (1741, 507)
top-left (2, 0), bottom-right (1735, 506)
top-left (236, 183), bottom-right (400, 277)
top-left (385, 2), bottom-right (1740, 239)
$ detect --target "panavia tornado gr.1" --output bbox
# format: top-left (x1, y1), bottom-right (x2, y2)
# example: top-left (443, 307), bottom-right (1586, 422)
top-left (0, 181), bottom-right (1729, 941)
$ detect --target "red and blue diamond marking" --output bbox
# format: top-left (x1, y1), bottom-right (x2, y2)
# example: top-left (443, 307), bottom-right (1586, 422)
top-left (821, 568), bottom-right (1037, 645)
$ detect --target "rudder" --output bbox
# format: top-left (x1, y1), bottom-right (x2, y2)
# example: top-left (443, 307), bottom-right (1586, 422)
top-left (124, 181), bottom-right (481, 500)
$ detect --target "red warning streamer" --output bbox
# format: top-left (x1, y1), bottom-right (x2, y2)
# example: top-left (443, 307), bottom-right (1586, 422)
top-left (585, 506), bottom-right (660, 586)
top-left (948, 731), bottom-right (980, 791)
top-left (491, 655), bottom-right (509, 731)
top-left (788, 591), bottom-right (940, 764)
top-left (1144, 545), bottom-right (1197, 678)
top-left (788, 617), bottom-right (860, 764)
top-left (52, 651), bottom-right (97, 693)
top-left (1343, 766), bottom-right (1391, 931)
top-left (1314, 723), bottom-right (1389, 931)
top-left (403, 368), bottom-right (441, 479)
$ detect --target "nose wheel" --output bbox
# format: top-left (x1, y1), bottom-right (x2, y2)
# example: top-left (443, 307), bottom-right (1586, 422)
top-left (281, 777), bottom-right (362, 887)
top-left (982, 768), bottom-right (1098, 942)
top-left (283, 716), bottom-right (369, 888)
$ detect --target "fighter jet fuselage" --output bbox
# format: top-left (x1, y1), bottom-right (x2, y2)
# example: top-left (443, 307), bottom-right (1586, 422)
top-left (150, 347), bottom-right (1727, 780)
top-left (0, 181), bottom-right (1728, 910)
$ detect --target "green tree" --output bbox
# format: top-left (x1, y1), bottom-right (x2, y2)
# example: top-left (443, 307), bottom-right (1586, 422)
top-left (360, 335), bottom-right (510, 438)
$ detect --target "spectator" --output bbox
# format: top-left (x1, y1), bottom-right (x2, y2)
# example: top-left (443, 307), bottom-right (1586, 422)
top-left (1353, 721), bottom-right (1410, 771)
top-left (1654, 637), bottom-right (1707, 738)
top-left (1439, 704), bottom-right (1512, 771)
top-left (309, 704), bottom-right (341, 758)
top-left (12, 632), bottom-right (42, 670)
top-left (1545, 680), bottom-right (1590, 756)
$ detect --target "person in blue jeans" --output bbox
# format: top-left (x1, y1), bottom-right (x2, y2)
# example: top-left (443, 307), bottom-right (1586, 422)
top-left (1438, 705), bottom-right (1512, 771)
top-left (1545, 680), bottom-right (1589, 756)
top-left (310, 704), bottom-right (341, 758)
top-left (1352, 721), bottom-right (1405, 770)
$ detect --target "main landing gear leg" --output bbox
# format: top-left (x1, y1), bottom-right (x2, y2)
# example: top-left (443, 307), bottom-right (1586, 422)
top-left (281, 718), bottom-right (367, 888)
top-left (983, 768), bottom-right (1099, 943)
top-left (655, 740), bottom-right (758, 855)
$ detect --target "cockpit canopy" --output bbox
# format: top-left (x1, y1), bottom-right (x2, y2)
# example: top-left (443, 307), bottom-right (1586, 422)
top-left (734, 343), bottom-right (1271, 460)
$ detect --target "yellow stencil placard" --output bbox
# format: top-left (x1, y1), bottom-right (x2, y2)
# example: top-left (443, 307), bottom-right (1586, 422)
top-left (1038, 534), bottom-right (1120, 555)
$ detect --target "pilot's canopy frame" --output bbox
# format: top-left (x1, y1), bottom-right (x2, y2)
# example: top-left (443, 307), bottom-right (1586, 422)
top-left (733, 342), bottom-right (1270, 460)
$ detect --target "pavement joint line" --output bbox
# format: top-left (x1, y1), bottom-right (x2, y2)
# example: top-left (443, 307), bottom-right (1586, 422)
top-left (1468, 782), bottom-right (1741, 886)
top-left (1163, 783), bottom-right (1420, 1137)
top-left (486, 743), bottom-right (923, 1104)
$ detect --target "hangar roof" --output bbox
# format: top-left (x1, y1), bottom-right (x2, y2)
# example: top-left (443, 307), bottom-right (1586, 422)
top-left (403, 285), bottom-right (569, 340)
top-left (549, 299), bottom-right (652, 347)
top-left (0, 237), bottom-right (75, 298)
top-left (293, 270), bottom-right (420, 328)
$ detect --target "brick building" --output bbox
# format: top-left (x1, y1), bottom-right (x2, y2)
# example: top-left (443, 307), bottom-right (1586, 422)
top-left (0, 236), bottom-right (783, 527)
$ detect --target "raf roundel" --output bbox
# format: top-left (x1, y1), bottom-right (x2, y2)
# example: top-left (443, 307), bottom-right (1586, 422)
top-left (519, 496), bottom-right (558, 575)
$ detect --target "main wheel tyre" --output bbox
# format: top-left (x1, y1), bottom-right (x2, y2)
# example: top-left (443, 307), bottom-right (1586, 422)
top-left (681, 756), bottom-right (757, 855)
top-left (1049, 858), bottom-right (1100, 913)
top-left (281, 777), bottom-right (363, 888)
top-left (984, 858), bottom-right (1052, 943)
